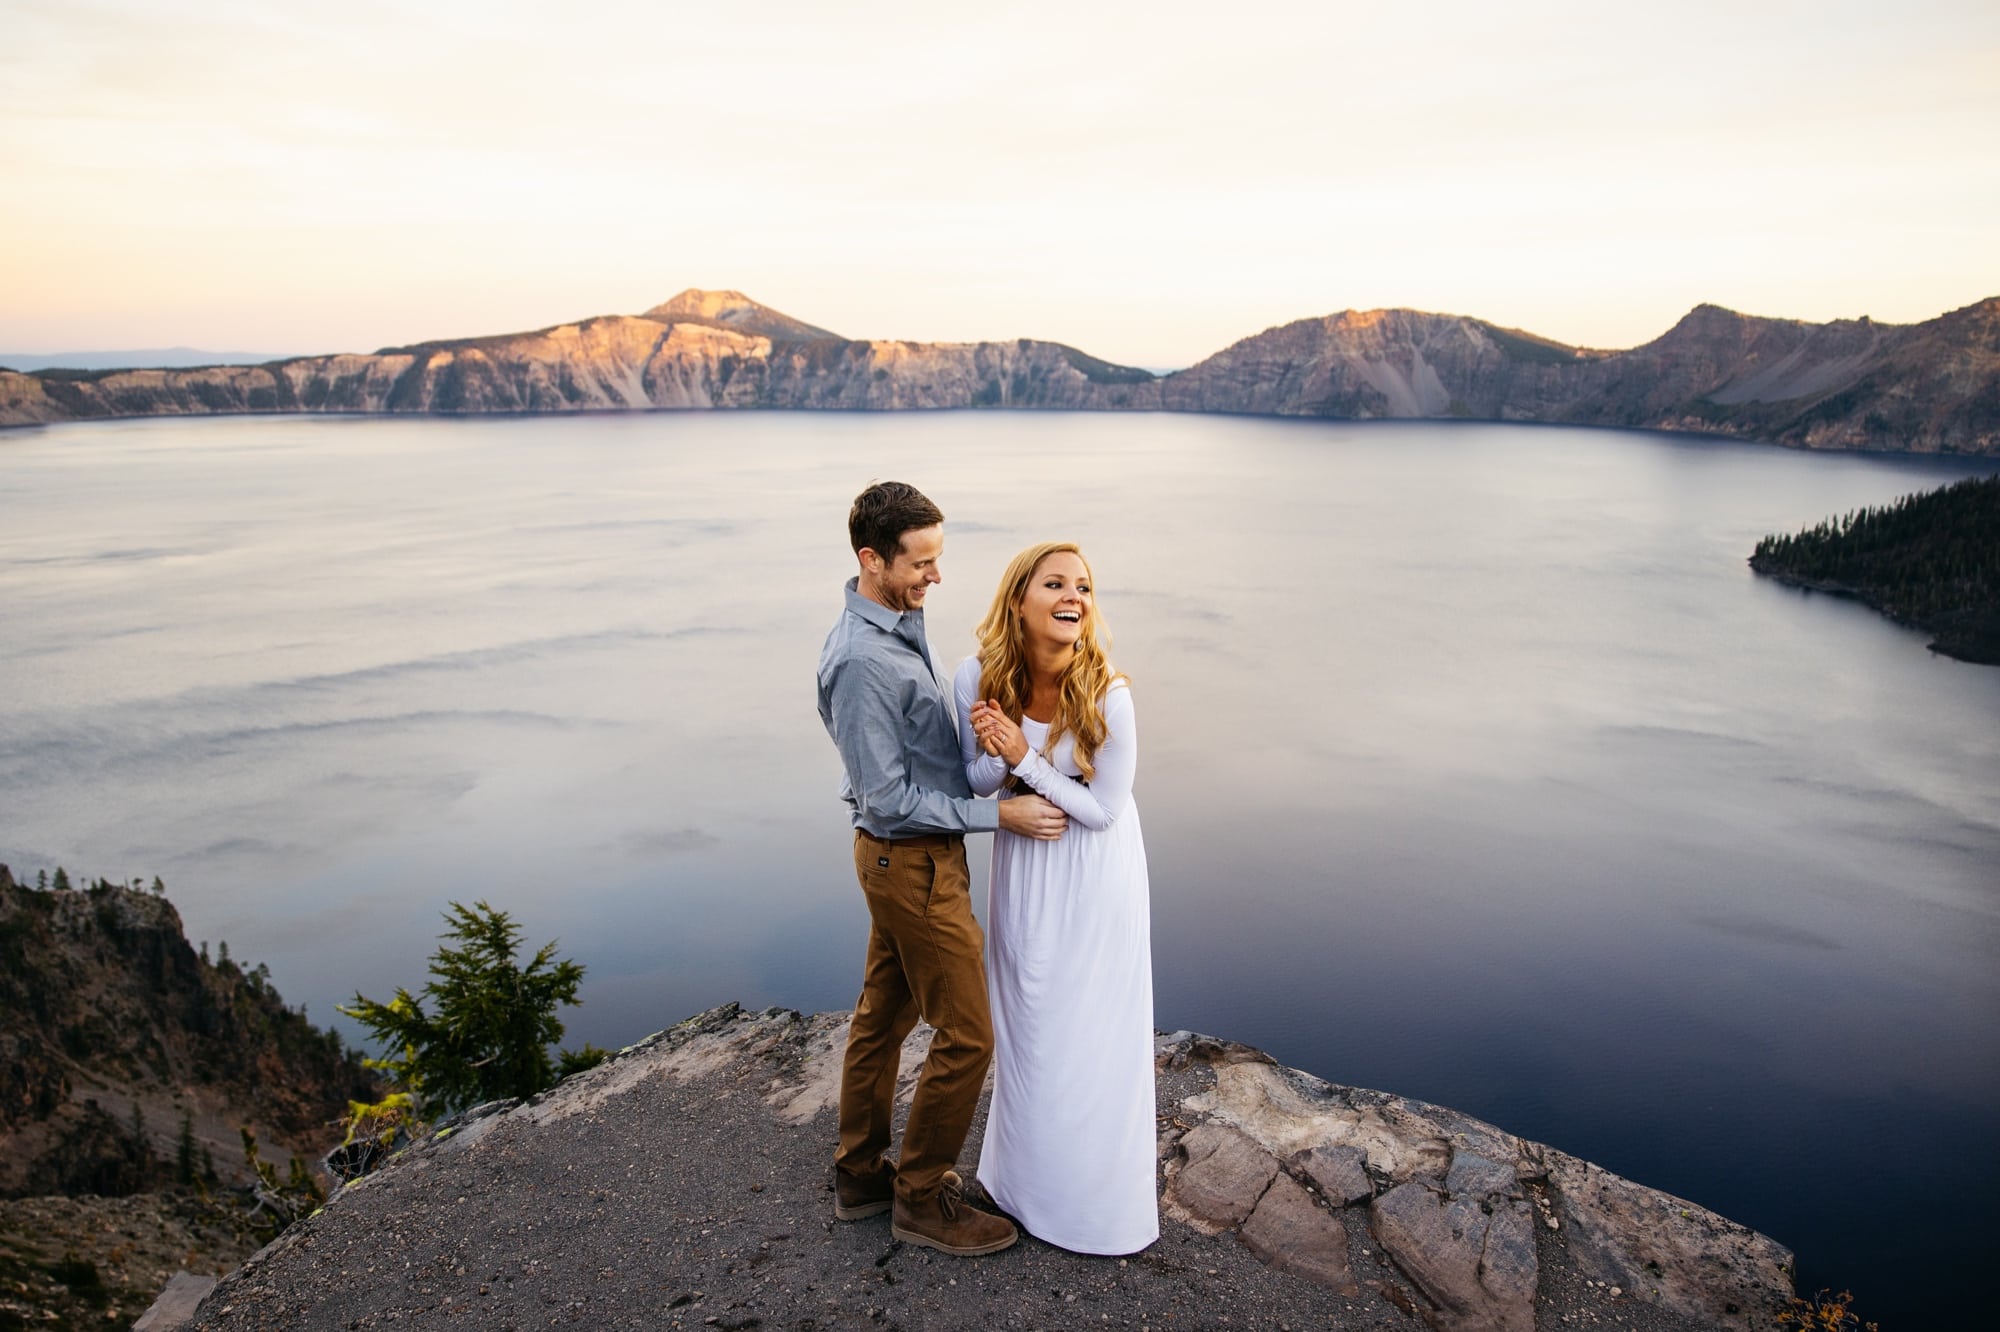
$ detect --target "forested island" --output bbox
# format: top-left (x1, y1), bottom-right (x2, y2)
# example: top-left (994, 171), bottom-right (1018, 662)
top-left (1750, 473), bottom-right (2000, 664)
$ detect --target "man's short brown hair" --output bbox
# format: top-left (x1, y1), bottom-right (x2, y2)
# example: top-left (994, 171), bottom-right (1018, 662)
top-left (849, 481), bottom-right (944, 561)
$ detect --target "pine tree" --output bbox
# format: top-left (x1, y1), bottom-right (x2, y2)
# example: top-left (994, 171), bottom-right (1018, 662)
top-left (340, 901), bottom-right (587, 1116)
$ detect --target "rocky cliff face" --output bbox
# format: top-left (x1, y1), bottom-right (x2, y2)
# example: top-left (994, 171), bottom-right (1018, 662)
top-left (1157, 297), bottom-right (2000, 453)
top-left (5, 289), bottom-right (1994, 454)
top-left (0, 866), bottom-right (377, 1199)
top-left (1155, 308), bottom-right (1592, 419)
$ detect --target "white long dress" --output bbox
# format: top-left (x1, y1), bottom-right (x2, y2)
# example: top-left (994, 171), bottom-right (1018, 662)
top-left (953, 656), bottom-right (1158, 1256)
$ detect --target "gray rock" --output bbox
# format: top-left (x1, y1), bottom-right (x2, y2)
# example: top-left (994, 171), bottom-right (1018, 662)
top-left (1444, 1150), bottom-right (1520, 1201)
top-left (1548, 1149), bottom-right (1793, 1327)
top-left (132, 1272), bottom-right (218, 1331)
top-left (1174, 1054), bottom-right (1455, 1185)
top-left (1293, 1142), bottom-right (1374, 1205)
top-left (1483, 1199), bottom-right (1539, 1309)
top-left (1238, 1170), bottom-right (1359, 1296)
top-left (1370, 1180), bottom-right (1537, 1332)
top-left (1161, 1122), bottom-right (1278, 1233)
top-left (1154, 1030), bottom-right (1279, 1071)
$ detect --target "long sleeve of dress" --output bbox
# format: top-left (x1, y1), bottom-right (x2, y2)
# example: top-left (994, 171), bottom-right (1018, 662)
top-left (953, 656), bottom-right (1013, 797)
top-left (1009, 684), bottom-right (1137, 832)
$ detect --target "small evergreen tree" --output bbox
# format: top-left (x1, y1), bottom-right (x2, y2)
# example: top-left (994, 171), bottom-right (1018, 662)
top-left (557, 1044), bottom-right (611, 1079)
top-left (52, 867), bottom-right (71, 892)
top-left (176, 1110), bottom-right (198, 1186)
top-left (340, 901), bottom-right (586, 1116)
top-left (239, 1127), bottom-right (323, 1233)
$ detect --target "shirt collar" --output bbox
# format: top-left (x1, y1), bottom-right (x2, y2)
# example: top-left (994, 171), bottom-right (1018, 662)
top-left (844, 576), bottom-right (909, 634)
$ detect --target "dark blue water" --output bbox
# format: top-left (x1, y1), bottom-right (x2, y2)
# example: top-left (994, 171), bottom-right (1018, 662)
top-left (2, 411), bottom-right (1994, 1325)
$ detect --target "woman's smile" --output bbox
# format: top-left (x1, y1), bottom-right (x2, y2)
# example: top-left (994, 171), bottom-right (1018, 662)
top-left (1019, 551), bottom-right (1092, 646)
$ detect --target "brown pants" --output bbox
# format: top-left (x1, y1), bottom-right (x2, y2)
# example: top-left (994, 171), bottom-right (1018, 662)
top-left (836, 830), bottom-right (993, 1206)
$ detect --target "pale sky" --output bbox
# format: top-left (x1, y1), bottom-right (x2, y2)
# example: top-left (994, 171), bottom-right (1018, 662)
top-left (3, 0), bottom-right (1997, 366)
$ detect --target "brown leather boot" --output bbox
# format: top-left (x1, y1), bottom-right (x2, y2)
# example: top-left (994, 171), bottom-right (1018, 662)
top-left (891, 1180), bottom-right (1018, 1255)
top-left (835, 1167), bottom-right (960, 1221)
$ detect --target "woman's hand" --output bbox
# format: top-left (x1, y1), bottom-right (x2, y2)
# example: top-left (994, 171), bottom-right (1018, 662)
top-left (970, 700), bottom-right (1030, 767)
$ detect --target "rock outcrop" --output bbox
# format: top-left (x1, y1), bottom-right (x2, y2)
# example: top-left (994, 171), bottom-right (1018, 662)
top-left (7, 288), bottom-right (1993, 454)
top-left (1158, 1040), bottom-right (1789, 1330)
top-left (168, 1003), bottom-right (1791, 1332)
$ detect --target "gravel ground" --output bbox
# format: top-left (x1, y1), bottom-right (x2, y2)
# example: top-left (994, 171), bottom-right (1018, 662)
top-left (0, 1190), bottom-right (259, 1331)
top-left (175, 1015), bottom-right (1736, 1332)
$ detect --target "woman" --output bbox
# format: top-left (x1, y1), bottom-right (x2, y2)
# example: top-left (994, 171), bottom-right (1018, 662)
top-left (952, 541), bottom-right (1158, 1256)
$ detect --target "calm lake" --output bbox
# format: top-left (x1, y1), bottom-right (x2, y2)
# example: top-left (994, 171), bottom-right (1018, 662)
top-left (2, 411), bottom-right (1995, 1325)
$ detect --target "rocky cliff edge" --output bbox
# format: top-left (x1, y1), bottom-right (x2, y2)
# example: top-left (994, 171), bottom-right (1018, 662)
top-left (170, 1003), bottom-right (1792, 1332)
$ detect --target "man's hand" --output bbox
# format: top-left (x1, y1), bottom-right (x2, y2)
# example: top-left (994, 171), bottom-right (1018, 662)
top-left (997, 793), bottom-right (1066, 840)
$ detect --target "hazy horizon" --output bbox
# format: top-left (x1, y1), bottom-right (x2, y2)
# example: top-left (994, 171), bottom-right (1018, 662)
top-left (4, 0), bottom-right (1995, 367)
top-left (0, 346), bottom-right (297, 371)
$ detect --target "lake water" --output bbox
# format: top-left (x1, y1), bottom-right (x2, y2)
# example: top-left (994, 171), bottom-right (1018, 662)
top-left (1, 411), bottom-right (1994, 1325)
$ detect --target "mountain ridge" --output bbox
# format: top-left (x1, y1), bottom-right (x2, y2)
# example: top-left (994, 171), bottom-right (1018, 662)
top-left (0, 865), bottom-right (376, 1201)
top-left (3, 291), bottom-right (1994, 454)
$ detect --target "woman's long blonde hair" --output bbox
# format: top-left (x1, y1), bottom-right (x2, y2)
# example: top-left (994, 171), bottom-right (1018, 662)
top-left (974, 542), bottom-right (1125, 782)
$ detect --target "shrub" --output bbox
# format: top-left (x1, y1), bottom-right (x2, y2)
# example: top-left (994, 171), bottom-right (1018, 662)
top-left (1776, 1289), bottom-right (1878, 1332)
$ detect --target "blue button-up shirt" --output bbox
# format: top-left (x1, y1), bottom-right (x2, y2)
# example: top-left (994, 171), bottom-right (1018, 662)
top-left (818, 578), bottom-right (998, 838)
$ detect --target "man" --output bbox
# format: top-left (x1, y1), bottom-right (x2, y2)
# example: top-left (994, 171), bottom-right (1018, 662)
top-left (817, 481), bottom-right (1067, 1256)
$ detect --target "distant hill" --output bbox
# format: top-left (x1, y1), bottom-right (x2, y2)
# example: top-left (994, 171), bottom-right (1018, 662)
top-left (1152, 298), bottom-right (2000, 453)
top-left (1750, 474), bottom-right (2000, 664)
top-left (3, 289), bottom-right (1995, 454)
top-left (0, 348), bottom-right (289, 372)
top-left (639, 289), bottom-right (844, 342)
